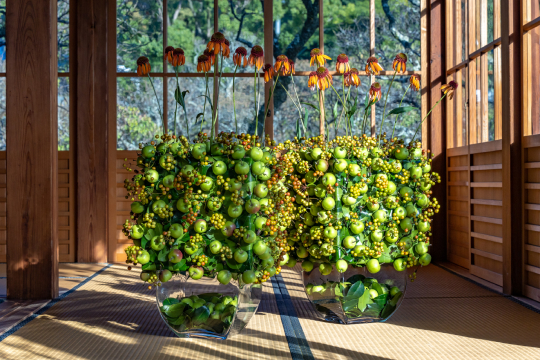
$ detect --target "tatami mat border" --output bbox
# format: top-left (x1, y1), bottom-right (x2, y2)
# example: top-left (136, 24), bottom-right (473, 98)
top-left (0, 263), bottom-right (112, 342)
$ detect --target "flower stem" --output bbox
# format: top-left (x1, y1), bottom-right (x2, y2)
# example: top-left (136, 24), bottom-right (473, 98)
top-left (379, 70), bottom-right (397, 144)
top-left (411, 93), bottom-right (448, 141)
top-left (147, 74), bottom-right (164, 134)
top-left (174, 66), bottom-right (189, 138)
top-left (201, 72), bottom-right (209, 132)
top-left (232, 65), bottom-right (238, 134)
top-left (391, 84), bottom-right (411, 139)
top-left (211, 52), bottom-right (224, 142)
top-left (253, 69), bottom-right (258, 142)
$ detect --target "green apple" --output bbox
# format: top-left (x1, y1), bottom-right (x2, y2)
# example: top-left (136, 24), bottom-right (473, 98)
top-left (393, 258), bottom-right (406, 271)
top-left (131, 224), bottom-right (145, 239)
top-left (194, 219), bottom-right (207, 233)
top-left (189, 266), bottom-right (204, 280)
top-left (212, 161), bottom-right (227, 175)
top-left (366, 259), bottom-right (381, 273)
top-left (249, 147), bottom-right (264, 161)
top-left (136, 250), bottom-right (150, 264)
top-left (302, 260), bottom-right (314, 272)
top-left (159, 270), bottom-right (172, 283)
top-left (142, 145), bottom-right (156, 158)
top-left (209, 240), bottom-right (222, 254)
top-left (168, 249), bottom-right (183, 263)
top-left (343, 236), bottom-right (356, 249)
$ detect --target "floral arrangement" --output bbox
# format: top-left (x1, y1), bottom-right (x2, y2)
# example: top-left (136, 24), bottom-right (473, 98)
top-left (122, 30), bottom-right (456, 330)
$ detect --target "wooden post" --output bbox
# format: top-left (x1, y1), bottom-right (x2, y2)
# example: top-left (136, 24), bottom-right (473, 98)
top-left (501, 0), bottom-right (522, 295)
top-left (76, 0), bottom-right (109, 262)
top-left (319, 0), bottom-right (325, 136)
top-left (264, 0), bottom-right (274, 140)
top-left (429, 0), bottom-right (447, 262)
top-left (6, 0), bottom-right (59, 299)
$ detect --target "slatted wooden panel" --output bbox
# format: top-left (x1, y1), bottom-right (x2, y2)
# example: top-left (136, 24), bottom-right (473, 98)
top-left (523, 135), bottom-right (540, 302)
top-left (114, 150), bottom-right (138, 263)
top-left (469, 140), bottom-right (503, 286)
top-left (0, 151), bottom-right (75, 263)
top-left (447, 145), bottom-right (470, 269)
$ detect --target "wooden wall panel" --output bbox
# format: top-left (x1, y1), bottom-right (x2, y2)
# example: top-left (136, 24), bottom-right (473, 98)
top-left (0, 152), bottom-right (5, 261)
top-left (6, 0), bottom-right (59, 299)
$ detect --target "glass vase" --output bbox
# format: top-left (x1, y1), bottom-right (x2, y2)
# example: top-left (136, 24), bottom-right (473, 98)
top-left (156, 273), bottom-right (262, 339)
top-left (302, 264), bottom-right (407, 324)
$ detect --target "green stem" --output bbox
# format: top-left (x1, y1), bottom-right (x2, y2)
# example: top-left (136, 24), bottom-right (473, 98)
top-left (391, 84), bottom-right (411, 139)
top-left (202, 72), bottom-right (209, 132)
top-left (411, 93), bottom-right (448, 141)
top-left (379, 70), bottom-right (397, 144)
top-left (211, 52), bottom-right (224, 142)
top-left (173, 68), bottom-right (178, 136)
top-left (261, 74), bottom-right (280, 142)
top-left (232, 65), bottom-right (238, 134)
top-left (253, 69), bottom-right (258, 141)
top-left (147, 74), bottom-right (164, 134)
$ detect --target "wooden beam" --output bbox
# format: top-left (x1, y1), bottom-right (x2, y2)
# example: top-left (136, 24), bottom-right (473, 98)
top-left (500, 0), bottom-right (523, 295)
top-left (264, 0), bottom-right (274, 140)
top-left (319, 0), bottom-right (325, 136)
top-left (76, 0), bottom-right (109, 262)
top-left (429, 0), bottom-right (447, 262)
top-left (6, 0), bottom-right (59, 299)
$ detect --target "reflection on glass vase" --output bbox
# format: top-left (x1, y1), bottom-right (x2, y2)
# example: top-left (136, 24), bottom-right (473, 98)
top-left (156, 273), bottom-right (262, 340)
top-left (303, 264), bottom-right (407, 324)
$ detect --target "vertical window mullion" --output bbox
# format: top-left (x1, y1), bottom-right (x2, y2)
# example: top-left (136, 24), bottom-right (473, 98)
top-left (163, 0), bottom-right (168, 135)
top-left (370, 0), bottom-right (376, 136)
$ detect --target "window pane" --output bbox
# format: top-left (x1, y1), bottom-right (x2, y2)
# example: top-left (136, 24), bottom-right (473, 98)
top-left (117, 77), bottom-right (163, 150)
top-left (487, 49), bottom-right (495, 141)
top-left (375, 76), bottom-right (421, 142)
top-left (0, 0), bottom-right (5, 73)
top-left (58, 0), bottom-right (69, 72)
top-left (475, 0), bottom-right (494, 49)
top-left (375, 0), bottom-right (421, 70)
top-left (167, 76), bottom-right (214, 140)
top-left (0, 78), bottom-right (5, 150)
top-left (219, 0), bottom-right (263, 74)
top-left (462, 0), bottom-right (467, 61)
top-left (216, 77), bottom-right (257, 135)
top-left (167, 0), bottom-right (214, 73)
top-left (526, 25), bottom-right (540, 134)
top-left (58, 78), bottom-right (69, 150)
top-left (273, 76), bottom-right (319, 143)
top-left (273, 1), bottom-right (319, 72)
top-left (324, 75), bottom-right (370, 138)
top-left (117, 0), bottom-right (164, 72)
top-left (324, 0), bottom-right (370, 69)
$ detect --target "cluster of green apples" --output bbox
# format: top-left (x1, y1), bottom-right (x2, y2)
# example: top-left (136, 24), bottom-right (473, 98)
top-left (277, 135), bottom-right (440, 276)
top-left (123, 131), bottom-right (296, 287)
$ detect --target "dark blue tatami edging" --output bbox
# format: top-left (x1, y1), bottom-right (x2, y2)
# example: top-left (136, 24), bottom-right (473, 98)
top-left (271, 274), bottom-right (315, 360)
top-left (0, 263), bottom-right (112, 342)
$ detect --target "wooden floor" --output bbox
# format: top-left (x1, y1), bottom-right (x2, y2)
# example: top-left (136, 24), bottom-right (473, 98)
top-left (0, 263), bottom-right (539, 359)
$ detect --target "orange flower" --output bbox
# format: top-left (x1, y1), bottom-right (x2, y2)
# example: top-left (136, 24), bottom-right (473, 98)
top-left (263, 64), bottom-right (275, 83)
top-left (137, 56), bottom-right (151, 76)
top-left (207, 31), bottom-right (230, 57)
top-left (248, 45), bottom-right (264, 70)
top-left (308, 67), bottom-right (333, 91)
top-left (274, 55), bottom-right (291, 75)
top-left (223, 39), bottom-right (231, 58)
top-left (366, 57), bottom-right (383, 75)
top-left (345, 68), bottom-right (361, 87)
top-left (392, 53), bottom-right (407, 73)
top-left (197, 55), bottom-right (211, 73)
top-left (441, 80), bottom-right (459, 100)
top-left (336, 53), bottom-right (350, 74)
top-left (369, 82), bottom-right (382, 102)
top-left (171, 48), bottom-right (185, 67)
top-left (164, 46), bottom-right (175, 64)
top-left (310, 48), bottom-right (331, 67)
top-left (289, 60), bottom-right (295, 75)
top-left (204, 48), bottom-right (215, 66)
top-left (233, 47), bottom-right (248, 67)
top-left (410, 74), bottom-right (420, 91)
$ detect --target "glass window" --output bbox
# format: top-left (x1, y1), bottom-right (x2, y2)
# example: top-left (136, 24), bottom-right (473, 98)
top-left (58, 0), bottom-right (69, 72)
top-left (58, 78), bottom-right (69, 150)
top-left (273, 0), bottom-right (319, 71)
top-left (375, 0), bottom-right (421, 70)
top-left (323, 0), bottom-right (370, 67)
top-left (375, 76), bottom-right (421, 142)
top-left (217, 77), bottom-right (258, 136)
top-left (0, 78), bottom-right (5, 150)
top-left (487, 49), bottom-right (495, 141)
top-left (117, 0), bottom-right (164, 72)
top-left (167, 0), bottom-right (214, 73)
top-left (525, 25), bottom-right (540, 135)
top-left (167, 76), bottom-right (214, 140)
top-left (0, 0), bottom-right (5, 73)
top-left (117, 77), bottom-right (163, 150)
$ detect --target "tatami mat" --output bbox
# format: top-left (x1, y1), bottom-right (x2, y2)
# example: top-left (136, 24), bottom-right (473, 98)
top-left (0, 263), bottom-right (539, 360)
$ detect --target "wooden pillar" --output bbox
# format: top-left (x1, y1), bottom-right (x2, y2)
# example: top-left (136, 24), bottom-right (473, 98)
top-left (6, 0), bottom-right (59, 299)
top-left (501, 0), bottom-right (522, 295)
top-left (429, 0), bottom-right (447, 262)
top-left (76, 0), bottom-right (109, 262)
top-left (264, 0), bottom-right (274, 140)
top-left (318, 0), bottom-right (325, 136)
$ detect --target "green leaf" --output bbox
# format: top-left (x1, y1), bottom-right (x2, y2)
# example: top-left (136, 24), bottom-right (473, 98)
top-left (168, 315), bottom-right (186, 326)
top-left (380, 303), bottom-right (397, 319)
top-left (192, 306), bottom-right (211, 325)
top-left (142, 263), bottom-right (156, 271)
top-left (172, 259), bottom-right (187, 271)
top-left (301, 101), bottom-right (320, 113)
top-left (158, 248), bottom-right (169, 262)
top-left (165, 303), bottom-right (186, 318)
top-left (163, 298), bottom-right (180, 306)
top-left (175, 88), bottom-right (190, 109)
top-left (345, 274), bottom-right (366, 284)
top-left (387, 106), bottom-right (418, 116)
top-left (195, 113), bottom-right (204, 124)
top-left (357, 288), bottom-right (373, 312)
top-left (373, 294), bottom-right (388, 308)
